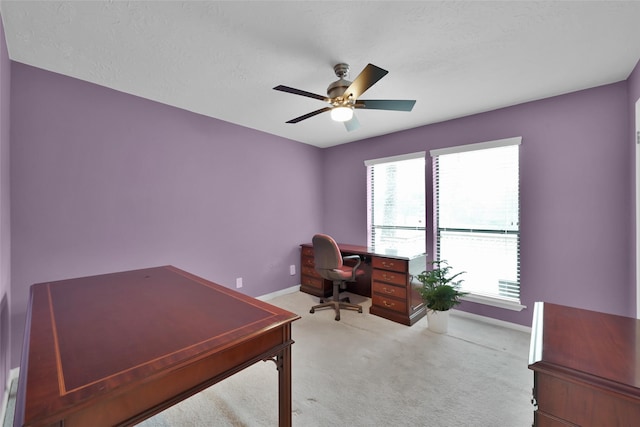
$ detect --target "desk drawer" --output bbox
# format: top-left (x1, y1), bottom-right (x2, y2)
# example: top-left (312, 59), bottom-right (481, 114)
top-left (372, 256), bottom-right (407, 273)
top-left (534, 412), bottom-right (578, 426)
top-left (301, 255), bottom-right (315, 268)
top-left (372, 281), bottom-right (407, 299)
top-left (301, 265), bottom-right (319, 278)
top-left (301, 274), bottom-right (323, 290)
top-left (534, 372), bottom-right (640, 426)
top-left (301, 246), bottom-right (314, 257)
top-left (372, 269), bottom-right (406, 287)
top-left (372, 294), bottom-right (407, 314)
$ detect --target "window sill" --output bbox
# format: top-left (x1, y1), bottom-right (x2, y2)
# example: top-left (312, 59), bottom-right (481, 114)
top-left (461, 293), bottom-right (526, 311)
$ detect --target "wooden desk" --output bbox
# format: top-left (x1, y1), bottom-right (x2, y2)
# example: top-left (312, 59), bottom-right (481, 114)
top-left (14, 266), bottom-right (300, 427)
top-left (300, 243), bottom-right (427, 325)
top-left (528, 302), bottom-right (640, 426)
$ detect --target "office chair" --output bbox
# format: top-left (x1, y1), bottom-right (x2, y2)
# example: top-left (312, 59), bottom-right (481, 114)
top-left (310, 234), bottom-right (364, 321)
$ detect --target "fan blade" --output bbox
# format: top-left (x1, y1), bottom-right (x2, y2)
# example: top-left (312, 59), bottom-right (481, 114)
top-left (343, 64), bottom-right (388, 99)
top-left (356, 99), bottom-right (416, 111)
top-left (344, 114), bottom-right (360, 132)
top-left (273, 85), bottom-right (329, 102)
top-left (286, 107), bottom-right (332, 123)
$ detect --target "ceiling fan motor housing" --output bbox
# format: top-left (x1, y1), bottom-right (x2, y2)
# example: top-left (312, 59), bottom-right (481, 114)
top-left (327, 63), bottom-right (351, 99)
top-left (327, 79), bottom-right (351, 99)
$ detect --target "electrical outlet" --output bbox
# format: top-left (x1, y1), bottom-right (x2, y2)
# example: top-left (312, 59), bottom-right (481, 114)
top-left (236, 277), bottom-right (243, 288)
top-left (289, 265), bottom-right (296, 275)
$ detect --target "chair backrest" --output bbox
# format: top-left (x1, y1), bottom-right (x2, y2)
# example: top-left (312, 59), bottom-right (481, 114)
top-left (312, 234), bottom-right (342, 270)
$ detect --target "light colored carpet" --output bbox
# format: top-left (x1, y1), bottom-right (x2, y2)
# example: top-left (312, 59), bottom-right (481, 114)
top-left (140, 291), bottom-right (534, 427)
top-left (1, 373), bottom-right (16, 427)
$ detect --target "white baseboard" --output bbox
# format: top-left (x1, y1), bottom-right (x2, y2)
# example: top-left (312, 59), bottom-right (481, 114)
top-left (256, 285), bottom-right (300, 301)
top-left (451, 309), bottom-right (532, 334)
top-left (1, 368), bottom-right (19, 426)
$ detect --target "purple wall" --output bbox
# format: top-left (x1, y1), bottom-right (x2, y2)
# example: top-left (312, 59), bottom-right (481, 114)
top-left (323, 82), bottom-right (633, 326)
top-left (9, 63), bottom-right (324, 365)
top-left (0, 15), bottom-right (10, 408)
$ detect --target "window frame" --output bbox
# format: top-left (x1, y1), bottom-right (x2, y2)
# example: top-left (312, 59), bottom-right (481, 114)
top-left (365, 151), bottom-right (426, 254)
top-left (431, 137), bottom-right (525, 311)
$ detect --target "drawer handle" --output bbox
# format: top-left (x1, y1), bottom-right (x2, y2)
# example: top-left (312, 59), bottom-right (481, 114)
top-left (383, 287), bottom-right (395, 294)
top-left (382, 273), bottom-right (395, 280)
top-left (383, 300), bottom-right (395, 308)
top-left (382, 261), bottom-right (395, 268)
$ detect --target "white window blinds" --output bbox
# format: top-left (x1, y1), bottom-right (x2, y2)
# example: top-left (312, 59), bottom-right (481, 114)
top-left (431, 137), bottom-right (521, 304)
top-left (365, 152), bottom-right (426, 254)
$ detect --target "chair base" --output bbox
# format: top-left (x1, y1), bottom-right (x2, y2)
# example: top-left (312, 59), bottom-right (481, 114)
top-left (310, 281), bottom-right (363, 321)
top-left (319, 296), bottom-right (351, 304)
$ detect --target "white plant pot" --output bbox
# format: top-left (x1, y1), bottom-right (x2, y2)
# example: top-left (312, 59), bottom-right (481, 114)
top-left (427, 309), bottom-right (449, 334)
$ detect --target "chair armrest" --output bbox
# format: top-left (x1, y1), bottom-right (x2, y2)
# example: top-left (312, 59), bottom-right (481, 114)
top-left (342, 255), bottom-right (362, 271)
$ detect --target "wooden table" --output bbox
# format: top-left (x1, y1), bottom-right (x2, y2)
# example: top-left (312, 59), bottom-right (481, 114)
top-left (14, 266), bottom-right (300, 427)
top-left (528, 302), bottom-right (640, 426)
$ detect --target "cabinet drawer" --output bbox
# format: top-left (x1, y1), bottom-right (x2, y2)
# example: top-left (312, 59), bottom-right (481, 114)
top-left (301, 274), bottom-right (323, 290)
top-left (372, 281), bottom-right (407, 299)
top-left (301, 265), bottom-right (319, 278)
top-left (372, 294), bottom-right (407, 314)
top-left (534, 372), bottom-right (640, 426)
top-left (301, 255), bottom-right (315, 268)
top-left (372, 268), bottom-right (406, 286)
top-left (534, 412), bottom-right (578, 426)
top-left (301, 246), bottom-right (314, 257)
top-left (372, 256), bottom-right (407, 273)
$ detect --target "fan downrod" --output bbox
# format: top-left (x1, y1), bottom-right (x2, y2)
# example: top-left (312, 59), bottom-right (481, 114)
top-left (333, 63), bottom-right (349, 79)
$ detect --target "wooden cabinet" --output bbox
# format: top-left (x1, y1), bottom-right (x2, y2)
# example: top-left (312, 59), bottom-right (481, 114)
top-left (299, 245), bottom-right (327, 297)
top-left (369, 254), bottom-right (426, 326)
top-left (528, 302), bottom-right (640, 426)
top-left (299, 243), bottom-right (426, 325)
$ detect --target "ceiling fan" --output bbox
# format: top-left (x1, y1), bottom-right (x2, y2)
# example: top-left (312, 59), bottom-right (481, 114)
top-left (273, 63), bottom-right (416, 132)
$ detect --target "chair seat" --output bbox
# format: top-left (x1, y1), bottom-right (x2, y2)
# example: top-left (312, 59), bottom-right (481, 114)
top-left (319, 266), bottom-right (362, 281)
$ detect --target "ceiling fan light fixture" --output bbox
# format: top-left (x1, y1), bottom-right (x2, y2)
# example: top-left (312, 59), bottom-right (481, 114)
top-left (331, 106), bottom-right (353, 122)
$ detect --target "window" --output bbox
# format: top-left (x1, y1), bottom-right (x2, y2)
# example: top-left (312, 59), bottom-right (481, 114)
top-left (365, 152), bottom-right (426, 255)
top-left (431, 137), bottom-right (523, 310)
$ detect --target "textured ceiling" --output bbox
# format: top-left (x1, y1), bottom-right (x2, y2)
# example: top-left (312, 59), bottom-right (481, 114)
top-left (1, 1), bottom-right (640, 148)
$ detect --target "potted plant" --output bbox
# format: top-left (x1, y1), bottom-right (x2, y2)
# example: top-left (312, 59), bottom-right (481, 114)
top-left (415, 260), bottom-right (467, 333)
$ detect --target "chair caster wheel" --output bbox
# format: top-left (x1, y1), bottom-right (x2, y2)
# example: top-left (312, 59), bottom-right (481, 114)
top-left (310, 308), bottom-right (315, 314)
top-left (335, 316), bottom-right (340, 321)
top-left (358, 308), bottom-right (363, 313)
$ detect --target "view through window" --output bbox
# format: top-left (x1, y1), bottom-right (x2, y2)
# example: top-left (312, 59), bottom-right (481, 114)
top-left (365, 152), bottom-right (426, 255)
top-left (432, 138), bottom-right (521, 304)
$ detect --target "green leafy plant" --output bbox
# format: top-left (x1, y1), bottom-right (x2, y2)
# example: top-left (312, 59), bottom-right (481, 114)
top-left (415, 260), bottom-right (467, 312)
